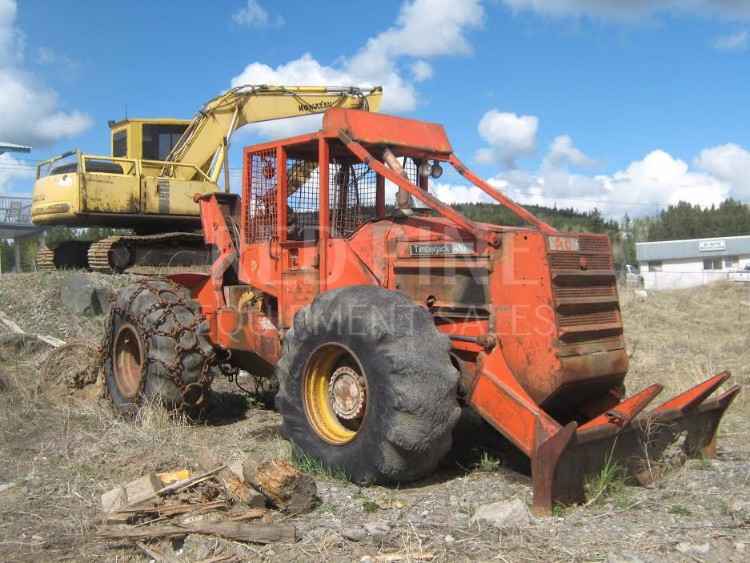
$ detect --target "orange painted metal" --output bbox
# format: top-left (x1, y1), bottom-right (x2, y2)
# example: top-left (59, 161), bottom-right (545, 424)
top-left (653, 371), bottom-right (730, 413)
top-left (578, 384), bottom-right (663, 431)
top-left (323, 108), bottom-right (453, 154)
top-left (176, 108), bottom-right (740, 516)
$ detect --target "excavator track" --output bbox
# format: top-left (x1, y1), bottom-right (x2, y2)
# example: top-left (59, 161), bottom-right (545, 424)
top-left (35, 247), bottom-right (57, 272)
top-left (87, 232), bottom-right (210, 274)
top-left (35, 240), bottom-right (92, 272)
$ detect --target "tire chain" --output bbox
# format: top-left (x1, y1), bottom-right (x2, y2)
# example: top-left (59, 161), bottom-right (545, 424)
top-left (98, 279), bottom-right (223, 411)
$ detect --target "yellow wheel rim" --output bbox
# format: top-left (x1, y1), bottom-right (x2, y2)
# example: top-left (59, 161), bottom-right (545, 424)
top-left (303, 344), bottom-right (367, 445)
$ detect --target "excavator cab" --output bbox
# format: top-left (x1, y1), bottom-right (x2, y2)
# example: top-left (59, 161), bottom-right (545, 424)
top-left (108, 119), bottom-right (189, 176)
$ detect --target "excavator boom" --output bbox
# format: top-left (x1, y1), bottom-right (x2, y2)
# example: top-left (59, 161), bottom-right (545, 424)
top-left (164, 85), bottom-right (382, 182)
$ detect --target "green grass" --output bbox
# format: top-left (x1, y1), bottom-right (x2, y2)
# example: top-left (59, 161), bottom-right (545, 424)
top-left (584, 458), bottom-right (629, 506)
top-left (475, 451), bottom-right (502, 473)
top-left (362, 500), bottom-right (380, 513)
top-left (293, 453), bottom-right (350, 481)
top-left (668, 504), bottom-right (692, 516)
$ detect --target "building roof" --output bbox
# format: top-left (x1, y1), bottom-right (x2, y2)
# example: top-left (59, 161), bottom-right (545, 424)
top-left (636, 234), bottom-right (750, 262)
top-left (0, 142), bottom-right (31, 154)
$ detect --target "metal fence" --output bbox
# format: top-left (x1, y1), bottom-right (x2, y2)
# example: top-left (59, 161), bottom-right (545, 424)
top-left (0, 195), bottom-right (32, 226)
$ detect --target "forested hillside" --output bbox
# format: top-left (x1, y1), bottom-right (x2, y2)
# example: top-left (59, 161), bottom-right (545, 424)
top-left (452, 202), bottom-right (620, 234)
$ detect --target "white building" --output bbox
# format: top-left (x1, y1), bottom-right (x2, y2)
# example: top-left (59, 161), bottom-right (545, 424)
top-left (636, 235), bottom-right (750, 290)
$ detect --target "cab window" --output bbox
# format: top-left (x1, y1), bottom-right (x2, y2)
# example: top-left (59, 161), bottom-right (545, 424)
top-left (112, 130), bottom-right (127, 157)
top-left (142, 124), bottom-right (187, 161)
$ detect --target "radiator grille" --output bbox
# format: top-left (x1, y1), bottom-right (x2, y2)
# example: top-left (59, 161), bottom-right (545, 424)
top-left (558, 309), bottom-right (619, 327)
top-left (548, 234), bottom-right (623, 352)
top-left (579, 235), bottom-right (611, 253)
top-left (554, 285), bottom-right (617, 300)
top-left (549, 253), bottom-right (612, 271)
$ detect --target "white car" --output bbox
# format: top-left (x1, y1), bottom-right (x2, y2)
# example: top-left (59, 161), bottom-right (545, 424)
top-left (729, 265), bottom-right (750, 283)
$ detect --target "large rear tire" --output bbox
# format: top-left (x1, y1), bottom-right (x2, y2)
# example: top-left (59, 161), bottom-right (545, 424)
top-left (276, 286), bottom-right (461, 484)
top-left (103, 280), bottom-right (219, 417)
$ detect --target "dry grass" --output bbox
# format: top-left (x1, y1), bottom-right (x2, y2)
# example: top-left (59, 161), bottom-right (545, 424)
top-left (1, 276), bottom-right (748, 561)
top-left (620, 282), bottom-right (750, 432)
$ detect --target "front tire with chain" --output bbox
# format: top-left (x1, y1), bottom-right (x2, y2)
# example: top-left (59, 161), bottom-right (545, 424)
top-left (104, 280), bottom-right (219, 418)
top-left (276, 286), bottom-right (461, 484)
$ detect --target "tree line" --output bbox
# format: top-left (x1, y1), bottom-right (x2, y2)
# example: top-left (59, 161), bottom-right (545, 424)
top-left (3, 200), bottom-right (749, 272)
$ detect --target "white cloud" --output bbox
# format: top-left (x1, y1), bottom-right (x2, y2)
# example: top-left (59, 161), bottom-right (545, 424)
top-left (232, 0), bottom-right (284, 28)
top-left (544, 134), bottom-right (594, 168)
top-left (476, 148), bottom-right (734, 218)
top-left (431, 181), bottom-right (493, 205)
top-left (695, 143), bottom-right (750, 199)
top-left (501, 1), bottom-right (750, 21)
top-left (411, 60), bottom-right (433, 82)
top-left (0, 69), bottom-right (93, 145)
top-left (0, 152), bottom-right (34, 194)
top-left (440, 109), bottom-right (749, 217)
top-left (0, 0), bottom-right (22, 65)
top-left (0, 1), bottom-right (91, 147)
top-left (475, 110), bottom-right (538, 166)
top-left (713, 30), bottom-right (749, 51)
top-left (230, 0), bottom-right (484, 138)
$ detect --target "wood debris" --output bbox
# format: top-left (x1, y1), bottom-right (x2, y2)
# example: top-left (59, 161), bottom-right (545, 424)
top-left (98, 456), bottom-right (306, 549)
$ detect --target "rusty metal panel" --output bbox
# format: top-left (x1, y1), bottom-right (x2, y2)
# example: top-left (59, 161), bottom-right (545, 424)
top-left (323, 108), bottom-right (453, 154)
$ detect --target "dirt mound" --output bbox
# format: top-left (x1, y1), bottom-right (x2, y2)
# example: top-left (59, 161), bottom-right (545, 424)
top-left (0, 271), bottom-right (139, 341)
top-left (40, 341), bottom-right (102, 401)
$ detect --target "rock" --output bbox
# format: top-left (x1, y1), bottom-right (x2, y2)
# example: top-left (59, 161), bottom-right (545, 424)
top-left (342, 527), bottom-right (367, 542)
top-left (607, 552), bottom-right (649, 563)
top-left (0, 482), bottom-right (16, 494)
top-left (363, 520), bottom-right (391, 538)
top-left (63, 275), bottom-right (102, 317)
top-left (94, 287), bottom-right (115, 316)
top-left (635, 289), bottom-right (648, 300)
top-left (676, 542), bottom-right (710, 556)
top-left (0, 333), bottom-right (49, 358)
top-left (728, 499), bottom-right (750, 520)
top-left (472, 498), bottom-right (533, 529)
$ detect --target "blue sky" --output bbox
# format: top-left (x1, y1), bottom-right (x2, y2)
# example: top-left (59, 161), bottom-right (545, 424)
top-left (2, 0), bottom-right (750, 218)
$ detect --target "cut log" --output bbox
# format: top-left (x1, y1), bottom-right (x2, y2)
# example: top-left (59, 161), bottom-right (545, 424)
top-left (198, 453), bottom-right (265, 508)
top-left (243, 459), bottom-right (318, 514)
top-left (98, 521), bottom-right (298, 544)
top-left (101, 486), bottom-right (127, 513)
top-left (225, 472), bottom-right (266, 508)
top-left (229, 508), bottom-right (267, 521)
top-left (125, 473), bottom-right (163, 506)
top-left (101, 473), bottom-right (162, 512)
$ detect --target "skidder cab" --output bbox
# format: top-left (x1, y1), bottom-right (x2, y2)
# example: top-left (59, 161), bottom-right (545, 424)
top-left (104, 108), bottom-right (740, 514)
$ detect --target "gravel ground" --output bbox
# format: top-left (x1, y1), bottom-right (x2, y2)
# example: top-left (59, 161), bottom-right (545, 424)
top-left (0, 272), bottom-right (748, 562)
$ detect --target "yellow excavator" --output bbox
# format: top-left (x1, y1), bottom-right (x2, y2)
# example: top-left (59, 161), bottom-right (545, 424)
top-left (32, 85), bottom-right (382, 272)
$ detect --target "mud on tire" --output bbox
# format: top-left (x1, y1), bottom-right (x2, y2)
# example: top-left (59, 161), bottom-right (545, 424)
top-left (103, 280), bottom-right (219, 417)
top-left (276, 285), bottom-right (461, 484)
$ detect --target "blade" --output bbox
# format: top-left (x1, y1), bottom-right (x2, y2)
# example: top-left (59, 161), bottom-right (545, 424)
top-left (530, 374), bottom-right (740, 515)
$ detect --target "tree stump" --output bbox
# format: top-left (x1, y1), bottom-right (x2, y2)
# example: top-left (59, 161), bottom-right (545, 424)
top-left (243, 459), bottom-right (318, 514)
